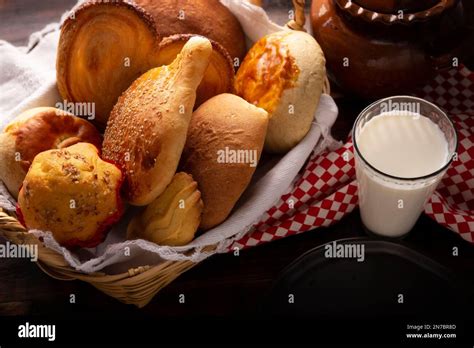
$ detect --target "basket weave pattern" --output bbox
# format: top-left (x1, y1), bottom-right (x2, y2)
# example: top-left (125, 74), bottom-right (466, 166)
top-left (0, 206), bottom-right (198, 307)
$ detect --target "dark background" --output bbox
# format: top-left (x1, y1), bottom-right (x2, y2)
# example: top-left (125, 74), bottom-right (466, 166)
top-left (0, 1), bottom-right (473, 334)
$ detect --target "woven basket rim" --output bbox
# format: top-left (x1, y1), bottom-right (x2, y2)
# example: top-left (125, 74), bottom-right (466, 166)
top-left (0, 207), bottom-right (195, 279)
top-left (0, 206), bottom-right (199, 307)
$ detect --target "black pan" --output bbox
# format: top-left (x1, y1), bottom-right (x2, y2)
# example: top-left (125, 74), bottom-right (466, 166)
top-left (262, 237), bottom-right (471, 319)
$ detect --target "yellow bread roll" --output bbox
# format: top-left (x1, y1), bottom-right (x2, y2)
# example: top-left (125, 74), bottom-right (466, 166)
top-left (102, 36), bottom-right (212, 206)
top-left (180, 93), bottom-right (268, 230)
top-left (235, 30), bottom-right (326, 153)
top-left (127, 172), bottom-right (203, 246)
top-left (17, 143), bottom-right (123, 248)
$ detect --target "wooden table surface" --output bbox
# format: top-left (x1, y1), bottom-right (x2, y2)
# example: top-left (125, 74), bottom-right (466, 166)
top-left (0, 0), bottom-right (473, 321)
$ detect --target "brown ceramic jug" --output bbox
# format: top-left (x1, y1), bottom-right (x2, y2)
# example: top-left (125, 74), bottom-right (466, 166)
top-left (310, 0), bottom-right (474, 98)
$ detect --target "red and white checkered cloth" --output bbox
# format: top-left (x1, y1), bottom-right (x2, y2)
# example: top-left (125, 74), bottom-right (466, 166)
top-left (230, 64), bottom-right (474, 250)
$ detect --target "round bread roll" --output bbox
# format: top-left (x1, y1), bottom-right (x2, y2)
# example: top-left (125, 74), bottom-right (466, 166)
top-left (17, 143), bottom-right (123, 248)
top-left (0, 107), bottom-right (102, 199)
top-left (235, 30), bottom-right (326, 153)
top-left (135, 0), bottom-right (246, 62)
top-left (102, 36), bottom-right (212, 206)
top-left (180, 93), bottom-right (268, 230)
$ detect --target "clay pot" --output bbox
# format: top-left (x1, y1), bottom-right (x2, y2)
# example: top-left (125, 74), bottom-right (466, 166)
top-left (310, 0), bottom-right (474, 99)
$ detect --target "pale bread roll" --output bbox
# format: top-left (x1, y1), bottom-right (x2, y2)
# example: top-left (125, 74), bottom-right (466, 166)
top-left (235, 30), bottom-right (326, 153)
top-left (180, 93), bottom-right (268, 230)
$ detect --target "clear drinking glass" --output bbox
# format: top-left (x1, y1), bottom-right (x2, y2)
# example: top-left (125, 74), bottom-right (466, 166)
top-left (352, 96), bottom-right (457, 238)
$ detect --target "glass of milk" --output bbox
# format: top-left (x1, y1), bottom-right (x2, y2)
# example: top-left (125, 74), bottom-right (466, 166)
top-left (353, 96), bottom-right (457, 238)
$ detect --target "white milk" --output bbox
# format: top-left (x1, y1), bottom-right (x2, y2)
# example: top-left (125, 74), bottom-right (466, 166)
top-left (355, 112), bottom-right (449, 237)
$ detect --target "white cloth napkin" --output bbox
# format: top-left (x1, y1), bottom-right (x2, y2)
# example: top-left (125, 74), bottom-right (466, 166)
top-left (0, 0), bottom-right (339, 274)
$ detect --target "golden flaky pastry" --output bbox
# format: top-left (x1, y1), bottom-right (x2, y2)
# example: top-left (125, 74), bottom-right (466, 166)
top-left (56, 1), bottom-right (161, 130)
top-left (235, 30), bottom-right (326, 153)
top-left (102, 36), bottom-right (212, 206)
top-left (127, 172), bottom-right (203, 246)
top-left (17, 143), bottom-right (123, 248)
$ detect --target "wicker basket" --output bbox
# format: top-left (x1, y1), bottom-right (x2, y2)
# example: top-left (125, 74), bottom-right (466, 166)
top-left (0, 0), bottom-right (328, 308)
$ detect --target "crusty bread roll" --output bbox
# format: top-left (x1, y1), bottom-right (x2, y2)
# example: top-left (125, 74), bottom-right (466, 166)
top-left (57, 0), bottom-right (161, 130)
top-left (134, 0), bottom-right (246, 61)
top-left (180, 93), bottom-right (268, 230)
top-left (127, 172), bottom-right (203, 246)
top-left (0, 107), bottom-right (102, 199)
top-left (103, 36), bottom-right (212, 206)
top-left (235, 30), bottom-right (326, 153)
top-left (18, 143), bottom-right (123, 248)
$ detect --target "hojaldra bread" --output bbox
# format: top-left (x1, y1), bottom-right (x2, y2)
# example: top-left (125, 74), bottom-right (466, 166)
top-left (0, 107), bottom-right (102, 199)
top-left (127, 172), bottom-right (203, 246)
top-left (102, 36), bottom-right (212, 206)
top-left (235, 30), bottom-right (326, 154)
top-left (17, 143), bottom-right (123, 248)
top-left (180, 93), bottom-right (269, 230)
top-left (157, 34), bottom-right (235, 108)
top-left (135, 0), bottom-right (246, 62)
top-left (56, 0), bottom-right (162, 130)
